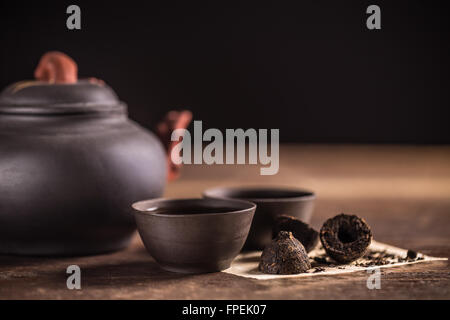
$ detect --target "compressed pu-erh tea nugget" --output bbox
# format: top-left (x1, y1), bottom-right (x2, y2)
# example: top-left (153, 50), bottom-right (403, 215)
top-left (320, 213), bottom-right (372, 263)
top-left (259, 231), bottom-right (311, 274)
top-left (272, 215), bottom-right (319, 252)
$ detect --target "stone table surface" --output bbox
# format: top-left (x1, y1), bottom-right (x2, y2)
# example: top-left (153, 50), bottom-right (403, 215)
top-left (1, 145), bottom-right (449, 299)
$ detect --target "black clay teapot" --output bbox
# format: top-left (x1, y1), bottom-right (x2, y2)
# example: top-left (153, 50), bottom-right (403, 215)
top-left (0, 52), bottom-right (192, 256)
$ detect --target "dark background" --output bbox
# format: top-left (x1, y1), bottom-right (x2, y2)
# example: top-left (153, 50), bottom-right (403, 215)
top-left (1, 1), bottom-right (449, 143)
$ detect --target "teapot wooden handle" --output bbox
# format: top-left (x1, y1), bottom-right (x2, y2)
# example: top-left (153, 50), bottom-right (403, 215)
top-left (34, 51), bottom-right (78, 84)
top-left (156, 110), bottom-right (193, 181)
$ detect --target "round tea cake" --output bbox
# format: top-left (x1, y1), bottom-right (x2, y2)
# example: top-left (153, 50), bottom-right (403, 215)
top-left (320, 213), bottom-right (372, 263)
top-left (272, 215), bottom-right (319, 252)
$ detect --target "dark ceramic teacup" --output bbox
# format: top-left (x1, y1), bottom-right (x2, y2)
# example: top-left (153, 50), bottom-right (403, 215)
top-left (132, 198), bottom-right (256, 273)
top-left (203, 187), bottom-right (315, 250)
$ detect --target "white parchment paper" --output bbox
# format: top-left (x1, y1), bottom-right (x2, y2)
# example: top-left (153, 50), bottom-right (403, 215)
top-left (224, 240), bottom-right (447, 280)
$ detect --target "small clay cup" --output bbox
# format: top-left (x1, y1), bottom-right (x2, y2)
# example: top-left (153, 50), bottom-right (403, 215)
top-left (132, 198), bottom-right (256, 273)
top-left (203, 187), bottom-right (315, 250)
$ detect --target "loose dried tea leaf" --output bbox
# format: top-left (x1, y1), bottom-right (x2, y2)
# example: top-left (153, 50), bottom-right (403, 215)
top-left (313, 256), bottom-right (328, 264)
top-left (272, 215), bottom-right (319, 252)
top-left (259, 231), bottom-right (311, 274)
top-left (320, 213), bottom-right (372, 263)
top-left (407, 250), bottom-right (417, 259)
top-left (313, 267), bottom-right (325, 273)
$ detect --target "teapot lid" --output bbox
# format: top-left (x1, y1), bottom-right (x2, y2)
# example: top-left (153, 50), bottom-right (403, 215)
top-left (0, 52), bottom-right (125, 115)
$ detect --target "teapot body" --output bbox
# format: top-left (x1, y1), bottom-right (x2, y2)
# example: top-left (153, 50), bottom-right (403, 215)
top-left (0, 110), bottom-right (166, 255)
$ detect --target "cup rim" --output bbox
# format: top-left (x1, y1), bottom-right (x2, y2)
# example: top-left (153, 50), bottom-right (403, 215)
top-left (202, 186), bottom-right (316, 203)
top-left (131, 197), bottom-right (257, 218)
